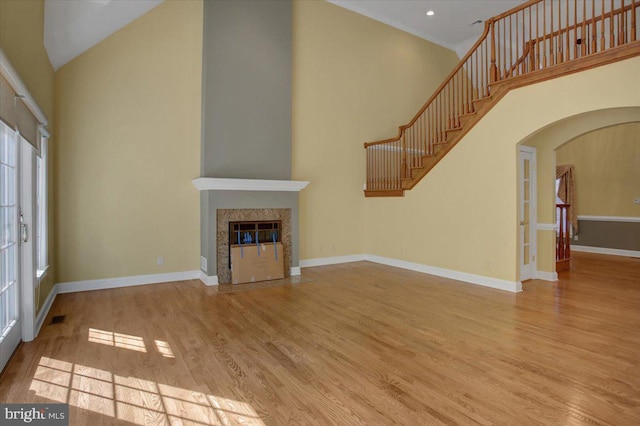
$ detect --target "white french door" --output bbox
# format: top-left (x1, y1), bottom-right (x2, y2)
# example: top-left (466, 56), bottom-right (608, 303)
top-left (1, 121), bottom-right (21, 371)
top-left (518, 146), bottom-right (537, 281)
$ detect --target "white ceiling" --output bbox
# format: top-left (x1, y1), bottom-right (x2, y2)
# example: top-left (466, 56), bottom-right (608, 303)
top-left (44, 0), bottom-right (164, 70)
top-left (44, 0), bottom-right (528, 70)
top-left (327, 0), bottom-right (528, 57)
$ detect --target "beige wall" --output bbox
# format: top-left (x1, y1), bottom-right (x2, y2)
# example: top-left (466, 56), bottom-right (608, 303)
top-left (365, 57), bottom-right (640, 284)
top-left (292, 0), bottom-right (459, 260)
top-left (522, 108), bottom-right (640, 273)
top-left (556, 123), bottom-right (640, 217)
top-left (0, 0), bottom-right (56, 312)
top-left (55, 1), bottom-right (202, 282)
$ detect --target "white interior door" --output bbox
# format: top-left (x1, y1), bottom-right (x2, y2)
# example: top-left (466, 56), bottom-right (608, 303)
top-left (519, 146), bottom-right (537, 281)
top-left (1, 121), bottom-right (21, 371)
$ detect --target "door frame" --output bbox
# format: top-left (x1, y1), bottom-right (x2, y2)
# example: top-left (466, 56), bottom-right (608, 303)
top-left (518, 146), bottom-right (537, 281)
top-left (0, 125), bottom-right (22, 371)
top-left (20, 136), bottom-right (37, 342)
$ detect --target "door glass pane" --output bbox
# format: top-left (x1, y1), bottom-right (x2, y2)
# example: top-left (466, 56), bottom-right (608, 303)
top-left (524, 180), bottom-right (530, 202)
top-left (1, 164), bottom-right (16, 207)
top-left (524, 223), bottom-right (530, 244)
top-left (1, 289), bottom-right (6, 334)
top-left (1, 129), bottom-right (16, 167)
top-left (1, 207), bottom-right (15, 247)
top-left (0, 121), bottom-right (18, 340)
top-left (524, 159), bottom-right (530, 179)
top-left (1, 247), bottom-right (9, 286)
top-left (524, 245), bottom-right (530, 266)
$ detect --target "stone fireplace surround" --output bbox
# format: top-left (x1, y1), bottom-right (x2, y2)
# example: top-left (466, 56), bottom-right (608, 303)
top-left (216, 208), bottom-right (291, 285)
top-left (194, 178), bottom-right (309, 285)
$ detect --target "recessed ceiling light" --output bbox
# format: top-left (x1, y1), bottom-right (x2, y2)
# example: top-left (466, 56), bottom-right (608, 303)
top-left (426, 10), bottom-right (435, 16)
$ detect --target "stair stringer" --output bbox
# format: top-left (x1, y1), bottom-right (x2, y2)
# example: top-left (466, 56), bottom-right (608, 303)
top-left (363, 55), bottom-right (640, 287)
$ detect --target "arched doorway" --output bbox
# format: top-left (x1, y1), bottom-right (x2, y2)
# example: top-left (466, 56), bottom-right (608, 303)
top-left (518, 107), bottom-right (640, 281)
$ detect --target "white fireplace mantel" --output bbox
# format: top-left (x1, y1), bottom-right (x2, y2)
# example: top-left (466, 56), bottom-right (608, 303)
top-left (192, 177), bottom-right (309, 192)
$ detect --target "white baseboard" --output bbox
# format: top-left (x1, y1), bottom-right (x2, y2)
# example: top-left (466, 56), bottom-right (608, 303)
top-left (57, 270), bottom-right (201, 294)
top-left (290, 266), bottom-right (301, 276)
top-left (571, 245), bottom-right (640, 258)
top-left (299, 254), bottom-right (366, 268)
top-left (199, 271), bottom-right (219, 286)
top-left (35, 285), bottom-right (58, 336)
top-left (300, 254), bottom-right (521, 293)
top-left (365, 255), bottom-right (522, 293)
top-left (534, 270), bottom-right (558, 282)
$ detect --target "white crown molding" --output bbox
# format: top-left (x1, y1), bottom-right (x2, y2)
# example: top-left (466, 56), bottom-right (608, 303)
top-left (300, 254), bottom-right (367, 268)
top-left (536, 223), bottom-right (558, 231)
top-left (0, 49), bottom-right (49, 126)
top-left (192, 178), bottom-right (309, 192)
top-left (571, 245), bottom-right (640, 258)
top-left (35, 285), bottom-right (58, 337)
top-left (577, 215), bottom-right (640, 223)
top-left (534, 270), bottom-right (558, 282)
top-left (57, 270), bottom-right (200, 294)
top-left (199, 271), bottom-right (219, 286)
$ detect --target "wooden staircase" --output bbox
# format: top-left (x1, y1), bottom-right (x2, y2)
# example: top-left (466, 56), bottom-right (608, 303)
top-left (365, 0), bottom-right (640, 197)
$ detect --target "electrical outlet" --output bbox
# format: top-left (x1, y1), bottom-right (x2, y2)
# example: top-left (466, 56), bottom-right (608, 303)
top-left (200, 256), bottom-right (207, 271)
top-left (157, 256), bottom-right (164, 266)
top-left (634, 198), bottom-right (640, 204)
top-left (574, 235), bottom-right (579, 241)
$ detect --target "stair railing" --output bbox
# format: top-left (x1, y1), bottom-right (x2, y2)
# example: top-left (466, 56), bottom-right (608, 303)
top-left (365, 0), bottom-right (639, 193)
top-left (556, 203), bottom-right (571, 269)
top-left (364, 19), bottom-right (493, 192)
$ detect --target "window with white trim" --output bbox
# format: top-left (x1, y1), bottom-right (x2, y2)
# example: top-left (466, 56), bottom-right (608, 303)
top-left (36, 133), bottom-right (48, 278)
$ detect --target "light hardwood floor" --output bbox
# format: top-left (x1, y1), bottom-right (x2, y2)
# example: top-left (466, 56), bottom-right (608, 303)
top-left (1, 252), bottom-right (639, 425)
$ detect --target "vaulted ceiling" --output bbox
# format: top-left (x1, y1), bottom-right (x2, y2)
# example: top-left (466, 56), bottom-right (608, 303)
top-left (44, 0), bottom-right (163, 70)
top-left (327, 0), bottom-right (528, 57)
top-left (44, 0), bottom-right (527, 70)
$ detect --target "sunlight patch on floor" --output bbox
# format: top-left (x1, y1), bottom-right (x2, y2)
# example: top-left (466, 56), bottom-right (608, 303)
top-left (88, 328), bottom-right (147, 353)
top-left (154, 339), bottom-right (175, 358)
top-left (29, 356), bottom-right (264, 425)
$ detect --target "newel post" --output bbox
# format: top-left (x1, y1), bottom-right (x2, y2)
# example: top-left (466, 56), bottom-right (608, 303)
top-left (490, 19), bottom-right (498, 83)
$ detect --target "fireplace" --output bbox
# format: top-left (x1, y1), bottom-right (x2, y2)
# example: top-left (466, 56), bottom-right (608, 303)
top-left (193, 179), bottom-right (308, 286)
top-left (228, 220), bottom-right (281, 267)
top-left (216, 208), bottom-right (291, 284)
top-left (197, 1), bottom-right (306, 286)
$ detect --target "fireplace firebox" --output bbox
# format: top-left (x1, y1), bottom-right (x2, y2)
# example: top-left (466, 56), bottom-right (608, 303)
top-left (228, 220), bottom-right (281, 268)
top-left (216, 208), bottom-right (292, 284)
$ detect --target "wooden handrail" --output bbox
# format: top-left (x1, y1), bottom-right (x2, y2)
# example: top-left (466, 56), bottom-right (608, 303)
top-left (364, 19), bottom-right (494, 148)
top-left (530, 3), bottom-right (634, 46)
top-left (492, 0), bottom-right (542, 21)
top-left (364, 0), bottom-right (639, 194)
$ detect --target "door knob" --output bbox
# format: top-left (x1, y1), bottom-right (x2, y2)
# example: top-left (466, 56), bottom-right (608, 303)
top-left (19, 211), bottom-right (28, 243)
